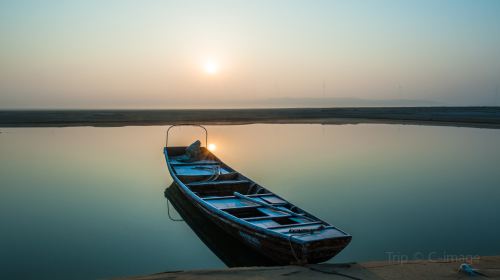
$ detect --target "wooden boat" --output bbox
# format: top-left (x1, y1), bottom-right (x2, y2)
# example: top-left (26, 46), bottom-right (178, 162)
top-left (163, 125), bottom-right (352, 265)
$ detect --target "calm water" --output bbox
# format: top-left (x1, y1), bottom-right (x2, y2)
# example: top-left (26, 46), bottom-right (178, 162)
top-left (1, 124), bottom-right (499, 279)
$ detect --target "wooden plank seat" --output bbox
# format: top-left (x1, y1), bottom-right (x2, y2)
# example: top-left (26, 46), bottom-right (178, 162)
top-left (244, 214), bottom-right (293, 221)
top-left (188, 179), bottom-right (253, 198)
top-left (267, 221), bottom-right (324, 230)
top-left (247, 216), bottom-right (318, 230)
top-left (203, 193), bottom-right (275, 200)
top-left (170, 159), bottom-right (221, 166)
top-left (187, 179), bottom-right (250, 187)
top-left (203, 195), bottom-right (288, 212)
top-left (206, 197), bottom-right (258, 209)
top-left (220, 205), bottom-right (261, 211)
top-left (173, 165), bottom-right (231, 176)
top-left (177, 172), bottom-right (240, 183)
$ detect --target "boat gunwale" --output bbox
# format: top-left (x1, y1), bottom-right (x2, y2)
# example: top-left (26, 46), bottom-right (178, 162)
top-left (163, 146), bottom-right (351, 245)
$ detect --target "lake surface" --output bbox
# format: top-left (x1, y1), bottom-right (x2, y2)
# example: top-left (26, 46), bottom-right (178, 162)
top-left (1, 124), bottom-right (499, 279)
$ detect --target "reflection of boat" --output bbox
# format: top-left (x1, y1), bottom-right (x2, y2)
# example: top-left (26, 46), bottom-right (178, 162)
top-left (165, 183), bottom-right (279, 267)
top-left (163, 125), bottom-right (351, 265)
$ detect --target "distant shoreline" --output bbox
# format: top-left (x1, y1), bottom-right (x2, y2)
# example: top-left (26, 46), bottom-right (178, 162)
top-left (1, 107), bottom-right (500, 129)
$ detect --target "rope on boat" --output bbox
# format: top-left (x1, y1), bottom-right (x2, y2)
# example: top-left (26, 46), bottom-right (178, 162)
top-left (288, 227), bottom-right (363, 280)
top-left (287, 225), bottom-right (328, 265)
top-left (166, 198), bottom-right (184, 222)
top-left (288, 233), bottom-right (306, 265)
top-left (193, 165), bottom-right (221, 182)
top-left (206, 165), bottom-right (221, 182)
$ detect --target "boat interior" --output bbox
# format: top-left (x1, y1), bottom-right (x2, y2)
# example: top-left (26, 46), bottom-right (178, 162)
top-left (166, 147), bottom-right (345, 238)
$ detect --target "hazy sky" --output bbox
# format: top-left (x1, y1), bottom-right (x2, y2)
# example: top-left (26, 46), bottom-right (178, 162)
top-left (1, 0), bottom-right (500, 108)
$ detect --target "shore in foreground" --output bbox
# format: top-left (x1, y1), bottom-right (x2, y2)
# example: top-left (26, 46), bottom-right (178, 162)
top-left (1, 107), bottom-right (500, 128)
top-left (119, 256), bottom-right (500, 280)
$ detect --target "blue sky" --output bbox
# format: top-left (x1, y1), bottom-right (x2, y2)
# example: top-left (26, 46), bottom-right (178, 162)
top-left (1, 0), bottom-right (499, 108)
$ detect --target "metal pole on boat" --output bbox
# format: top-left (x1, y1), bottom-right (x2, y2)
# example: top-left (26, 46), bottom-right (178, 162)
top-left (166, 124), bottom-right (208, 147)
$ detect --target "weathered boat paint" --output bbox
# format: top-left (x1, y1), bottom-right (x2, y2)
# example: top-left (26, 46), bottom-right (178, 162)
top-left (164, 145), bottom-right (351, 264)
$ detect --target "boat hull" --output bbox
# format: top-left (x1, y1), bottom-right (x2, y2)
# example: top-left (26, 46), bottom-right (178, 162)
top-left (172, 181), bottom-right (351, 265)
top-left (165, 183), bottom-right (279, 267)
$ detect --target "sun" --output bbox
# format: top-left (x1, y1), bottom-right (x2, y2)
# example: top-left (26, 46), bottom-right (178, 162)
top-left (207, 143), bottom-right (217, 151)
top-left (203, 60), bottom-right (219, 75)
